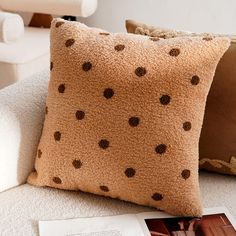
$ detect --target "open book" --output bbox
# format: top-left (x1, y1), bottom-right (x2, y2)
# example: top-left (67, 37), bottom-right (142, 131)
top-left (39, 207), bottom-right (236, 236)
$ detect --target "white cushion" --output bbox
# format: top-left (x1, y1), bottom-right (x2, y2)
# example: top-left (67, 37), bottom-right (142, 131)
top-left (0, 172), bottom-right (235, 235)
top-left (0, 27), bottom-right (49, 89)
top-left (0, 70), bottom-right (49, 193)
top-left (0, 11), bottom-right (24, 43)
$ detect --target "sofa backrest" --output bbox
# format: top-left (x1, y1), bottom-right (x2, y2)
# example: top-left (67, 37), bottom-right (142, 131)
top-left (0, 0), bottom-right (97, 17)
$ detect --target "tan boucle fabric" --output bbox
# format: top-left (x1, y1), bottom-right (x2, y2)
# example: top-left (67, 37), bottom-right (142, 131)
top-left (28, 19), bottom-right (230, 217)
top-left (125, 19), bottom-right (236, 176)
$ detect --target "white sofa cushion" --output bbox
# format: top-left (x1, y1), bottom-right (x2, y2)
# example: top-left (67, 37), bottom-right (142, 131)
top-left (0, 70), bottom-right (49, 192)
top-left (0, 172), bottom-right (235, 235)
top-left (0, 27), bottom-right (49, 89)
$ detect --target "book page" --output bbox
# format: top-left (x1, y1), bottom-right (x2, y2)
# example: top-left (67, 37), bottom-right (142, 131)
top-left (39, 214), bottom-right (144, 236)
top-left (39, 207), bottom-right (236, 236)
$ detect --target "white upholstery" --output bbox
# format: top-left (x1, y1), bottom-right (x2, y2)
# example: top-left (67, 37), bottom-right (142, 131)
top-left (0, 0), bottom-right (97, 17)
top-left (0, 172), bottom-right (235, 235)
top-left (0, 11), bottom-right (24, 43)
top-left (0, 0), bottom-right (97, 89)
top-left (0, 27), bottom-right (49, 89)
top-left (0, 70), bottom-right (49, 192)
top-left (0, 27), bottom-right (49, 64)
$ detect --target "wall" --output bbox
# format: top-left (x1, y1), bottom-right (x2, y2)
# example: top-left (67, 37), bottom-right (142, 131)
top-left (78, 0), bottom-right (236, 34)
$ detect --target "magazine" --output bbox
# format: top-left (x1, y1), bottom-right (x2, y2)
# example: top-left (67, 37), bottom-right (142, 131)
top-left (39, 207), bottom-right (236, 236)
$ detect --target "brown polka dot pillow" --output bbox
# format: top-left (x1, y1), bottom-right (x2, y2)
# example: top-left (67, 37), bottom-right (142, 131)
top-left (27, 19), bottom-right (230, 216)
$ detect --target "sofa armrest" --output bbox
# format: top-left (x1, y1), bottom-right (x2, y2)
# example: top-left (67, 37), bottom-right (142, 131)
top-left (0, 70), bottom-right (49, 192)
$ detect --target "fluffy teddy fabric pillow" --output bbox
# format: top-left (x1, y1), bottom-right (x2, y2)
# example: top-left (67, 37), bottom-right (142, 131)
top-left (126, 19), bottom-right (236, 176)
top-left (28, 19), bottom-right (230, 216)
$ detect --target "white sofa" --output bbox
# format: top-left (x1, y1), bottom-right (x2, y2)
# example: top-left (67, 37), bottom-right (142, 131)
top-left (0, 27), bottom-right (50, 89)
top-left (0, 70), bottom-right (235, 235)
top-left (0, 0), bottom-right (97, 89)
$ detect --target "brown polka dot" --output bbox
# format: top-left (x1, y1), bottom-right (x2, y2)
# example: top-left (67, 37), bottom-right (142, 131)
top-left (54, 131), bottom-right (61, 141)
top-left (125, 168), bottom-right (136, 177)
top-left (76, 110), bottom-right (85, 120)
top-left (104, 88), bottom-right (114, 99)
top-left (152, 193), bottom-right (163, 201)
top-left (150, 37), bottom-right (160, 41)
top-left (160, 95), bottom-right (171, 105)
top-left (99, 139), bottom-right (109, 149)
top-left (55, 21), bottom-right (64, 28)
top-left (100, 185), bottom-right (109, 192)
top-left (99, 32), bottom-right (110, 36)
top-left (203, 37), bottom-right (213, 41)
top-left (191, 75), bottom-right (200, 85)
top-left (58, 84), bottom-right (65, 93)
top-left (65, 38), bottom-right (75, 47)
top-left (135, 67), bottom-right (147, 77)
top-left (72, 159), bottom-right (82, 169)
top-left (114, 44), bottom-right (125, 51)
top-left (183, 121), bottom-right (192, 131)
top-left (50, 62), bottom-right (53, 71)
top-left (38, 149), bottom-right (42, 158)
top-left (160, 34), bottom-right (167, 39)
top-left (181, 169), bottom-right (191, 179)
top-left (169, 48), bottom-right (180, 57)
top-left (82, 62), bottom-right (92, 71)
top-left (155, 144), bottom-right (167, 154)
top-left (45, 106), bottom-right (48, 114)
top-left (53, 177), bottom-right (62, 184)
top-left (128, 117), bottom-right (140, 127)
